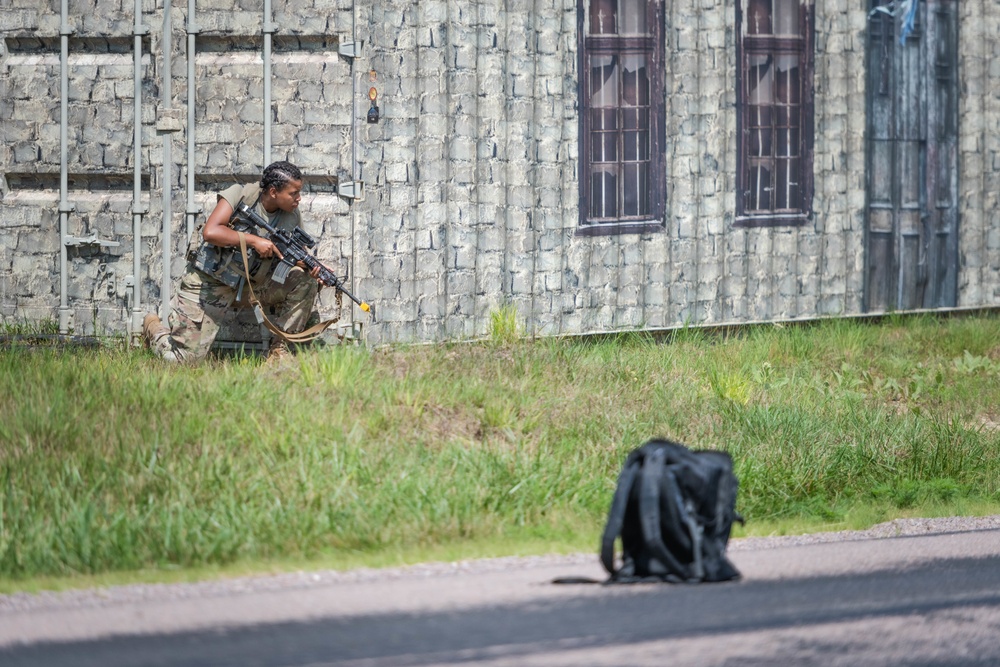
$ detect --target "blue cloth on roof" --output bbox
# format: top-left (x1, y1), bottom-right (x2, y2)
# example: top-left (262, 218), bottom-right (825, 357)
top-left (899, 0), bottom-right (918, 45)
top-left (868, 1), bottom-right (920, 47)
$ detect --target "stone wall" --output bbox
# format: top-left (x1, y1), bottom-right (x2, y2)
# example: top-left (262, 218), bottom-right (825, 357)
top-left (0, 0), bottom-right (359, 341)
top-left (357, 0), bottom-right (877, 344)
top-left (1, 0), bottom-right (998, 346)
top-left (958, 0), bottom-right (1000, 306)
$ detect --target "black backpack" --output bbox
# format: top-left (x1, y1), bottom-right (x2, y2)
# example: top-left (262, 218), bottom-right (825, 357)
top-left (600, 439), bottom-right (743, 583)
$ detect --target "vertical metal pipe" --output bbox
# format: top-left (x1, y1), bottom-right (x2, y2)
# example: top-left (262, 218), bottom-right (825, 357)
top-left (131, 0), bottom-right (148, 334)
top-left (186, 0), bottom-right (199, 241)
top-left (350, 0), bottom-right (359, 333)
top-left (351, 6), bottom-right (358, 186)
top-left (263, 0), bottom-right (274, 166)
top-left (161, 0), bottom-right (173, 320)
top-left (58, 0), bottom-right (73, 333)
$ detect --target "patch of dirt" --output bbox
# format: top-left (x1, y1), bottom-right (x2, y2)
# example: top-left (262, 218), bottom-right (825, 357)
top-left (420, 403), bottom-right (484, 446)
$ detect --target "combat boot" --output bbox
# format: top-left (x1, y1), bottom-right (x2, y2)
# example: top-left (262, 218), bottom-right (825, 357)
top-left (266, 339), bottom-right (292, 365)
top-left (142, 313), bottom-right (168, 349)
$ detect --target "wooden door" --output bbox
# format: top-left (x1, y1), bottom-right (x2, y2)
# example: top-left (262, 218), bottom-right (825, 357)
top-left (865, 0), bottom-right (959, 311)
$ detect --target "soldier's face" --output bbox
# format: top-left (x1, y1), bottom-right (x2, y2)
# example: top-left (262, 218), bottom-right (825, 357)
top-left (270, 179), bottom-right (303, 212)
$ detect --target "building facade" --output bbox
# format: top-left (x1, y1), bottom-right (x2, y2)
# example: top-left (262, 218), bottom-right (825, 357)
top-left (1, 0), bottom-right (998, 346)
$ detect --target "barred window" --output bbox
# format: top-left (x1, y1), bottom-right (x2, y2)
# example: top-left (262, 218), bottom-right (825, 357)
top-left (736, 0), bottom-right (815, 226)
top-left (578, 0), bottom-right (665, 235)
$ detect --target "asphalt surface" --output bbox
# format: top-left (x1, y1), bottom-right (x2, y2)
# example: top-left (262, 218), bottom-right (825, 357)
top-left (2, 523), bottom-right (999, 666)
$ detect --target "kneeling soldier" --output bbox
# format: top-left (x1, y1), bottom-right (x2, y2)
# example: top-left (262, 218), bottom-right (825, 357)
top-left (142, 160), bottom-right (321, 363)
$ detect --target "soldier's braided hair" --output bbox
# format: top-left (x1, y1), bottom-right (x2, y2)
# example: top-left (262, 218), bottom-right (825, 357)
top-left (260, 161), bottom-right (303, 193)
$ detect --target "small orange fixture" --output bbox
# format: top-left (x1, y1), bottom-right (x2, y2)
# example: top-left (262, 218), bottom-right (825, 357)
top-left (368, 87), bottom-right (378, 102)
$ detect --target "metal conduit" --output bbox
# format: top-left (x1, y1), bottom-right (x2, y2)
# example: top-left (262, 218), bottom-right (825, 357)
top-left (57, 0), bottom-right (74, 334)
top-left (186, 0), bottom-right (199, 241)
top-left (131, 0), bottom-right (148, 334)
top-left (350, 0), bottom-right (359, 332)
top-left (263, 0), bottom-right (275, 166)
top-left (160, 0), bottom-right (173, 320)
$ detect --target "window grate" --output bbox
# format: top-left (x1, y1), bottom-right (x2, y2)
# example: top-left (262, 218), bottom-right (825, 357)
top-left (579, 0), bottom-right (665, 232)
top-left (736, 0), bottom-right (815, 226)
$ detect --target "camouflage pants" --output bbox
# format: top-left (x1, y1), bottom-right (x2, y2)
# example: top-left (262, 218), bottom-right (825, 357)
top-left (151, 266), bottom-right (318, 363)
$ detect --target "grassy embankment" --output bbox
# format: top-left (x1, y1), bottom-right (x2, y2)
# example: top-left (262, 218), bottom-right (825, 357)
top-left (1, 312), bottom-right (999, 593)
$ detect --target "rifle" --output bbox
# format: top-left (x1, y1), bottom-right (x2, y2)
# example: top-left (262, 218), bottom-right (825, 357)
top-left (234, 202), bottom-right (372, 315)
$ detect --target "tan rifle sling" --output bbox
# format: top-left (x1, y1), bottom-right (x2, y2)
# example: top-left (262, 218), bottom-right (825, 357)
top-left (236, 231), bottom-right (339, 344)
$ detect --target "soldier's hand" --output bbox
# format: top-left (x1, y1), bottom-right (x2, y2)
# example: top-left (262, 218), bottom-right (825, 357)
top-left (251, 236), bottom-right (283, 260)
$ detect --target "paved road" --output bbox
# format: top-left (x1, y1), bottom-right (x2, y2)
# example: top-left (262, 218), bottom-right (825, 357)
top-left (2, 525), bottom-right (999, 666)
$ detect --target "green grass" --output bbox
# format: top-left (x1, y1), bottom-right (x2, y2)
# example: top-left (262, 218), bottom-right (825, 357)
top-left (488, 303), bottom-right (524, 345)
top-left (2, 313), bottom-right (1000, 592)
top-left (0, 318), bottom-right (61, 336)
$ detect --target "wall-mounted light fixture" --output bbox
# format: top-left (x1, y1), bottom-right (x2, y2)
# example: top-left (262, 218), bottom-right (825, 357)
top-left (367, 86), bottom-right (379, 124)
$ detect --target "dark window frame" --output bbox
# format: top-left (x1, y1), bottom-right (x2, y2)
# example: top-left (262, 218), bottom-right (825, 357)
top-left (735, 0), bottom-right (816, 228)
top-left (577, 0), bottom-right (666, 236)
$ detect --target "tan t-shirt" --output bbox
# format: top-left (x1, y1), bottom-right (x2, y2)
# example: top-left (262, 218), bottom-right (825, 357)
top-left (219, 182), bottom-right (302, 235)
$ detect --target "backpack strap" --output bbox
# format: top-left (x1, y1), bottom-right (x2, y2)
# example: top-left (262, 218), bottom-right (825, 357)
top-left (600, 451), bottom-right (643, 576)
top-left (638, 446), bottom-right (694, 580)
top-left (665, 469), bottom-right (705, 580)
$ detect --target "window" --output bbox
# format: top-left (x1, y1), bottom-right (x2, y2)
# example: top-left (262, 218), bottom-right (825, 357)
top-left (736, 0), bottom-right (815, 226)
top-left (578, 0), bottom-right (665, 235)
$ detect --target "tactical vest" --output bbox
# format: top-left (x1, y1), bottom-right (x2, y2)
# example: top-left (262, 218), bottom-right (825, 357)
top-left (186, 183), bottom-right (290, 290)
